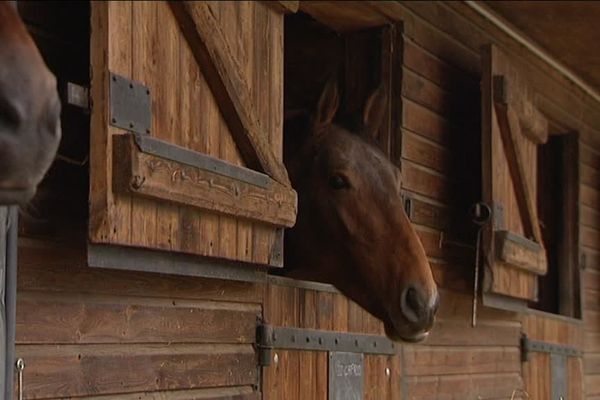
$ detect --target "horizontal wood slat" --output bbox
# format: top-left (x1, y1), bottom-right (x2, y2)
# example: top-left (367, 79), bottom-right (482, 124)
top-left (113, 134), bottom-right (297, 228)
top-left (495, 230), bottom-right (547, 275)
top-left (16, 344), bottom-right (257, 399)
top-left (17, 292), bottom-right (259, 345)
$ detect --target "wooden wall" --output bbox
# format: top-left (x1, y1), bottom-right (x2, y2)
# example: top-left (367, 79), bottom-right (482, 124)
top-left (14, 1), bottom-right (600, 399)
top-left (15, 239), bottom-right (262, 399)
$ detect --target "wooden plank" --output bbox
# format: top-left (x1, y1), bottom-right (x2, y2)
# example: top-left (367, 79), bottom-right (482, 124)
top-left (405, 372), bottom-right (522, 400)
top-left (169, 2), bottom-right (290, 186)
top-left (495, 230), bottom-right (547, 274)
top-left (402, 36), bottom-right (478, 95)
top-left (582, 184), bottom-right (600, 209)
top-left (89, 2), bottom-right (133, 245)
top-left (113, 135), bottom-right (297, 228)
top-left (424, 319), bottom-right (521, 347)
top-left (402, 67), bottom-right (478, 124)
top-left (401, 130), bottom-right (450, 173)
top-left (15, 344), bottom-right (257, 399)
top-left (154, 1), bottom-right (181, 252)
top-left (16, 291), bottom-right (259, 345)
top-left (403, 346), bottom-right (520, 376)
top-left (402, 161), bottom-right (452, 202)
top-left (18, 243), bottom-right (262, 304)
top-left (78, 386), bottom-right (258, 400)
top-left (130, 1), bottom-right (158, 250)
top-left (580, 163), bottom-right (600, 189)
top-left (402, 98), bottom-right (454, 146)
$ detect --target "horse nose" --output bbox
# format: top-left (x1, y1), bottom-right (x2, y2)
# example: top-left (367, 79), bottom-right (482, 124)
top-left (0, 93), bottom-right (24, 130)
top-left (400, 286), bottom-right (439, 328)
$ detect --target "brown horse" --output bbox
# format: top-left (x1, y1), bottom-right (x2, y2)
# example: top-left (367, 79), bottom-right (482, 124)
top-left (0, 2), bottom-right (61, 204)
top-left (284, 81), bottom-right (439, 342)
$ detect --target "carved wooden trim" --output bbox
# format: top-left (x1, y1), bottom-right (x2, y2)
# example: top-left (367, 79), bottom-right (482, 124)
top-left (113, 134), bottom-right (297, 227)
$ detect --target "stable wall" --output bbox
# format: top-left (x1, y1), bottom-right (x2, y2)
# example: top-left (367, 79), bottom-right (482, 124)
top-left (12, 1), bottom-right (600, 399)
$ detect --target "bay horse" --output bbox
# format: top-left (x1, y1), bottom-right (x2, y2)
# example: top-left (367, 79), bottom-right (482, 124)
top-left (0, 2), bottom-right (61, 204)
top-left (284, 81), bottom-right (439, 342)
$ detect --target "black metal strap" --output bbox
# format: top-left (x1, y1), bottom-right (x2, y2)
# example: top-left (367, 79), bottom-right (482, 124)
top-left (257, 324), bottom-right (396, 366)
top-left (521, 333), bottom-right (582, 362)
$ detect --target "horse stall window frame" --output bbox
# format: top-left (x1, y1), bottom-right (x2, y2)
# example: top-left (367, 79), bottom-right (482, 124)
top-left (275, 11), bottom-right (407, 290)
top-left (481, 45), bottom-right (583, 321)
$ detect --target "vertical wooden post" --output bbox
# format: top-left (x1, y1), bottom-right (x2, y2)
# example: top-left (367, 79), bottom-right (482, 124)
top-left (0, 206), bottom-right (17, 399)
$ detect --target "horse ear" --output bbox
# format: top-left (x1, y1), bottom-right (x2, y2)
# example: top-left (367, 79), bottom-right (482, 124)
top-left (314, 79), bottom-right (339, 129)
top-left (362, 85), bottom-right (388, 141)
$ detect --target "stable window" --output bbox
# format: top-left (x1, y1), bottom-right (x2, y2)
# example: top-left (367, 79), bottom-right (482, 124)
top-left (481, 45), bottom-right (581, 318)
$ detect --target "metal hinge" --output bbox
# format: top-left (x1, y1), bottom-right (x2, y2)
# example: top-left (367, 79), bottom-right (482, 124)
top-left (520, 333), bottom-right (582, 362)
top-left (256, 323), bottom-right (274, 367)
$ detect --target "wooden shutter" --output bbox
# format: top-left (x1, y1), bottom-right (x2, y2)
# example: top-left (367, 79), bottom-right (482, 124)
top-left (89, 2), bottom-right (296, 268)
top-left (481, 45), bottom-right (549, 303)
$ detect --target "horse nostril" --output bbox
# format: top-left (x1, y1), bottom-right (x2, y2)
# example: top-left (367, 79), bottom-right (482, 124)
top-left (401, 286), bottom-right (422, 323)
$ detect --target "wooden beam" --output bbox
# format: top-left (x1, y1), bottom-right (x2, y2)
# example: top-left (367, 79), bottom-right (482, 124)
top-left (113, 135), bottom-right (297, 228)
top-left (169, 2), bottom-right (291, 186)
top-left (264, 1), bottom-right (299, 14)
top-left (495, 230), bottom-right (547, 275)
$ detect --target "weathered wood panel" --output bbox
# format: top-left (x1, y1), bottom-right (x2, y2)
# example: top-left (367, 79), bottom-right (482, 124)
top-left (16, 344), bottom-right (256, 399)
top-left (90, 1), bottom-right (288, 266)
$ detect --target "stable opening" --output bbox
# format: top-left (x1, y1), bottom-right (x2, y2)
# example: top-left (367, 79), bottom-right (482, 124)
top-left (17, 2), bottom-right (91, 242)
top-left (532, 131), bottom-right (580, 318)
top-left (277, 12), bottom-right (402, 283)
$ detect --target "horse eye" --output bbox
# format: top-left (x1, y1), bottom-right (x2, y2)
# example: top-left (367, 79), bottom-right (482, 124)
top-left (329, 174), bottom-right (350, 190)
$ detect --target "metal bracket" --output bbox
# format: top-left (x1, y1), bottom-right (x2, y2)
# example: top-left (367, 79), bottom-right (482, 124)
top-left (520, 333), bottom-right (582, 362)
top-left (256, 324), bottom-right (396, 366)
top-left (109, 72), bottom-right (152, 135)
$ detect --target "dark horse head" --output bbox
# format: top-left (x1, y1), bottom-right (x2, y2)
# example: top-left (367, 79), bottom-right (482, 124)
top-left (0, 2), bottom-right (61, 204)
top-left (284, 81), bottom-right (439, 342)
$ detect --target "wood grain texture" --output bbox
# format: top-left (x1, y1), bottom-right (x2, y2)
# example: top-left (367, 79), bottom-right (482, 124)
top-left (16, 344), bottom-right (256, 399)
top-left (169, 1), bottom-right (289, 186)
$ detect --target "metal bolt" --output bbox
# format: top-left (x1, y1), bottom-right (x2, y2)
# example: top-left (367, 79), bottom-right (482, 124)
top-left (385, 367), bottom-right (391, 378)
top-left (273, 353), bottom-right (279, 364)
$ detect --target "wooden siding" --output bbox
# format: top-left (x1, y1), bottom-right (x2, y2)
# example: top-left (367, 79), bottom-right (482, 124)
top-left (15, 1), bottom-right (600, 399)
top-left (15, 240), bottom-right (262, 399)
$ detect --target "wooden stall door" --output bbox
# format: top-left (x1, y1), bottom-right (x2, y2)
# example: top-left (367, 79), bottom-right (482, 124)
top-left (89, 1), bottom-right (296, 267)
top-left (481, 45), bottom-right (549, 304)
top-left (521, 315), bottom-right (583, 399)
top-left (262, 278), bottom-right (401, 400)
